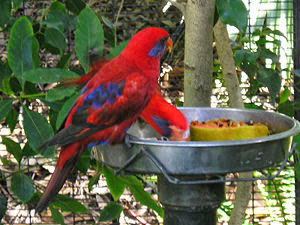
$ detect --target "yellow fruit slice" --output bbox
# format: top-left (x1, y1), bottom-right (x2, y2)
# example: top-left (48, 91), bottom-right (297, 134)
top-left (190, 119), bottom-right (269, 141)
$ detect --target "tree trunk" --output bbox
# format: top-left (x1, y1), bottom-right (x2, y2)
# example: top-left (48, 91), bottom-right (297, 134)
top-left (214, 19), bottom-right (251, 225)
top-left (184, 0), bottom-right (215, 107)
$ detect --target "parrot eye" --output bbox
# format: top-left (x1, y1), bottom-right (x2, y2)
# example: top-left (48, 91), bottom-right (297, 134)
top-left (148, 36), bottom-right (168, 58)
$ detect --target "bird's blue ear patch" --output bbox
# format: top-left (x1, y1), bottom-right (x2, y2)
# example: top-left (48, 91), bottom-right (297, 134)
top-left (151, 115), bottom-right (171, 137)
top-left (148, 37), bottom-right (167, 58)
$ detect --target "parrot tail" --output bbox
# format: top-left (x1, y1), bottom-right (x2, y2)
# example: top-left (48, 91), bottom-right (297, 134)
top-left (35, 144), bottom-right (85, 214)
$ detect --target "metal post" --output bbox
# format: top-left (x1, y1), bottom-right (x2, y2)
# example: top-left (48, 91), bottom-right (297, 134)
top-left (158, 175), bottom-right (225, 225)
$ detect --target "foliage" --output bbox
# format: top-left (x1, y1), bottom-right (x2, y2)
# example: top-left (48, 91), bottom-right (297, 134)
top-left (215, 1), bottom-right (295, 224)
top-left (0, 0), bottom-right (162, 223)
top-left (216, 0), bottom-right (248, 33)
top-left (234, 23), bottom-right (285, 106)
top-left (0, 0), bottom-right (296, 224)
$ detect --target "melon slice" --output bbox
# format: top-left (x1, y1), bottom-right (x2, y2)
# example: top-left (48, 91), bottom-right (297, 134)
top-left (190, 118), bottom-right (269, 141)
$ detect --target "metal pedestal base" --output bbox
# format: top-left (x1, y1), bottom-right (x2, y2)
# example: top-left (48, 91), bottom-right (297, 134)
top-left (158, 175), bottom-right (225, 225)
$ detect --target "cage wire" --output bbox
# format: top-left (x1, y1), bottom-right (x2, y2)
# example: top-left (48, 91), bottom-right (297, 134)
top-left (0, 0), bottom-right (296, 224)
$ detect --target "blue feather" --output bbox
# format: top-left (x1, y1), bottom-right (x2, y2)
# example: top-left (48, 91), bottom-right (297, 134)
top-left (87, 140), bottom-right (109, 148)
top-left (148, 37), bottom-right (167, 57)
top-left (151, 115), bottom-right (171, 137)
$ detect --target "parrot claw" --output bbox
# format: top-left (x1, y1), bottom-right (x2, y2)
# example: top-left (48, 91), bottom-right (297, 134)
top-left (124, 134), bottom-right (132, 148)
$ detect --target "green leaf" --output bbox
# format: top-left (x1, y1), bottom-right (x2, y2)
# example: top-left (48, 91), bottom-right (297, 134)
top-left (175, 98), bottom-right (183, 107)
top-left (0, 62), bottom-right (12, 89)
top-left (7, 17), bottom-right (35, 85)
top-left (12, 0), bottom-right (23, 11)
top-left (2, 137), bottom-right (22, 164)
top-left (24, 81), bottom-right (38, 95)
top-left (65, 0), bottom-right (85, 15)
top-left (257, 68), bottom-right (281, 104)
top-left (49, 205), bottom-right (65, 225)
top-left (244, 103), bottom-right (262, 109)
top-left (56, 92), bottom-right (80, 130)
top-left (235, 49), bottom-right (249, 66)
top-left (22, 105), bottom-right (55, 157)
top-left (279, 87), bottom-right (291, 104)
top-left (76, 6), bottom-right (104, 72)
top-left (0, 155), bottom-right (14, 166)
top-left (6, 108), bottom-right (18, 133)
top-left (23, 68), bottom-right (79, 84)
top-left (46, 86), bottom-right (77, 102)
top-left (42, 1), bottom-right (67, 32)
top-left (74, 148), bottom-right (91, 174)
top-left (101, 16), bottom-right (117, 47)
top-left (52, 195), bottom-right (88, 213)
top-left (0, 99), bottom-right (13, 122)
top-left (31, 36), bottom-right (40, 69)
top-left (216, 0), bottom-right (248, 33)
top-left (22, 142), bottom-right (38, 158)
top-left (0, 0), bottom-right (11, 28)
top-left (292, 69), bottom-right (300, 77)
top-left (88, 171), bottom-right (101, 192)
top-left (57, 53), bottom-right (72, 69)
top-left (278, 100), bottom-right (294, 117)
top-left (101, 16), bottom-right (114, 30)
top-left (1, 77), bottom-right (14, 95)
top-left (0, 196), bottom-right (7, 221)
top-left (99, 202), bottom-right (123, 222)
top-left (45, 28), bottom-right (66, 51)
top-left (120, 176), bottom-right (164, 217)
top-left (107, 39), bottom-right (130, 59)
top-left (240, 62), bottom-right (257, 80)
top-left (235, 50), bottom-right (258, 80)
top-left (9, 76), bottom-right (22, 93)
top-left (102, 166), bottom-right (126, 201)
top-left (272, 29), bottom-right (287, 39)
top-left (258, 47), bottom-right (279, 64)
top-left (11, 172), bottom-right (34, 202)
top-left (235, 49), bottom-right (258, 67)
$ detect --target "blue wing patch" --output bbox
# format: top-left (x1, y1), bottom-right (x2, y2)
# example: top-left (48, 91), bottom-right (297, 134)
top-left (148, 37), bottom-right (167, 58)
top-left (152, 115), bottom-right (171, 137)
top-left (83, 80), bottom-right (126, 110)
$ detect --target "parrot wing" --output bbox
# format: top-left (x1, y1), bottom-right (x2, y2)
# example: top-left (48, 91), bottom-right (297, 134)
top-left (140, 87), bottom-right (188, 138)
top-left (40, 73), bottom-right (151, 150)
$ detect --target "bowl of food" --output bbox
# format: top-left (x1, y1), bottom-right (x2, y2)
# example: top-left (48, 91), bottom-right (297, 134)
top-left (94, 107), bottom-right (300, 175)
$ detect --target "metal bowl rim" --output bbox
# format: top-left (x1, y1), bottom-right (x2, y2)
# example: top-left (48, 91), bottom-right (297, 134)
top-left (129, 107), bottom-right (300, 147)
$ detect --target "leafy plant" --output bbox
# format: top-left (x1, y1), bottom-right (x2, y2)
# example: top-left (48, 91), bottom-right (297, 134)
top-left (234, 23), bottom-right (284, 105)
top-left (0, 1), bottom-right (162, 224)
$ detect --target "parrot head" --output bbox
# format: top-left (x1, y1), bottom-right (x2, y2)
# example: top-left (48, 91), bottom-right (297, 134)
top-left (121, 27), bottom-right (172, 65)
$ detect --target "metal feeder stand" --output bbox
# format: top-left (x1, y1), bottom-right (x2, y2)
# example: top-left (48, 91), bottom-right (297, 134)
top-left (94, 107), bottom-right (300, 225)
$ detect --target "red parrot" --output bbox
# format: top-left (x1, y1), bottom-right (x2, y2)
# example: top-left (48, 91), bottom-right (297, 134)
top-left (60, 45), bottom-right (188, 140)
top-left (63, 73), bottom-right (188, 140)
top-left (35, 27), bottom-right (173, 213)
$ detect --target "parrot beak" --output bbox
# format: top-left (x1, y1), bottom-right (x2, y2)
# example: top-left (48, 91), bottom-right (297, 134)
top-left (166, 37), bottom-right (173, 53)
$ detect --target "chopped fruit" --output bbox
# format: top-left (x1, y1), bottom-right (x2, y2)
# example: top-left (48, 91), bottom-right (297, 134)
top-left (190, 118), bottom-right (269, 141)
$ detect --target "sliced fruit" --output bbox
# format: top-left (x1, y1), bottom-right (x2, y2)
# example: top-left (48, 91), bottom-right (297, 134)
top-left (190, 118), bottom-right (269, 141)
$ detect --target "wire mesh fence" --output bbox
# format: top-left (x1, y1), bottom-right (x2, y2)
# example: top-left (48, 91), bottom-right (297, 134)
top-left (0, 0), bottom-right (296, 224)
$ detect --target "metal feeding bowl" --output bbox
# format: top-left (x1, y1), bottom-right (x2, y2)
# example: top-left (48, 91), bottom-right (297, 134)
top-left (94, 107), bottom-right (300, 176)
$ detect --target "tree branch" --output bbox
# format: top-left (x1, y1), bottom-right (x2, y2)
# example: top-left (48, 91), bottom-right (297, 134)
top-left (214, 18), bottom-right (251, 225)
top-left (184, 0), bottom-right (215, 107)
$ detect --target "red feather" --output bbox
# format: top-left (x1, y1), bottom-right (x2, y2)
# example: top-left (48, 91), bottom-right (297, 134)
top-left (36, 27), bottom-right (172, 214)
top-left (60, 57), bottom-right (110, 86)
top-left (141, 87), bottom-right (188, 138)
